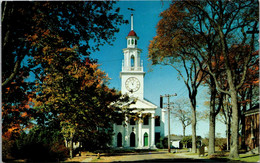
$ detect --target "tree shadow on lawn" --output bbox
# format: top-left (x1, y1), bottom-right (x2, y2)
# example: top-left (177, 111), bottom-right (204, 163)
top-left (111, 157), bottom-right (231, 162)
top-left (239, 154), bottom-right (259, 158)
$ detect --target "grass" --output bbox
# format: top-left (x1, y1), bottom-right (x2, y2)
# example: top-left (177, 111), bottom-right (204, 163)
top-left (171, 148), bottom-right (259, 162)
top-left (91, 157), bottom-right (103, 162)
top-left (204, 151), bottom-right (259, 162)
top-left (226, 154), bottom-right (260, 162)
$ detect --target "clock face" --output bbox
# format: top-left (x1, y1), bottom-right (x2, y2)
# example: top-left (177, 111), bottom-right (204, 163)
top-left (125, 77), bottom-right (140, 92)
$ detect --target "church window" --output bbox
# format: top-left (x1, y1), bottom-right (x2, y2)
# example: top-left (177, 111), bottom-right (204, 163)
top-left (155, 116), bottom-right (160, 126)
top-left (117, 132), bottom-right (122, 147)
top-left (155, 132), bottom-right (160, 144)
top-left (131, 39), bottom-right (134, 45)
top-left (116, 113), bottom-right (123, 125)
top-left (144, 116), bottom-right (149, 125)
top-left (130, 117), bottom-right (135, 125)
top-left (135, 39), bottom-right (137, 45)
top-left (128, 39), bottom-right (130, 45)
top-left (130, 132), bottom-right (135, 147)
top-left (131, 55), bottom-right (135, 67)
top-left (116, 119), bottom-right (122, 125)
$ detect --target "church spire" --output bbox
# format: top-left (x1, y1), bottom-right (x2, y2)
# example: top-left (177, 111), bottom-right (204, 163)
top-left (131, 13), bottom-right (134, 31)
top-left (127, 13), bottom-right (137, 37)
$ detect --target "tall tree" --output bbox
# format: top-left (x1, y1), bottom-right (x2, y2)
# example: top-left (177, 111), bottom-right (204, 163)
top-left (2, 1), bottom-right (127, 137)
top-left (2, 1), bottom-right (126, 87)
top-left (148, 2), bottom-right (207, 153)
top-left (149, 0), bottom-right (258, 158)
top-left (172, 98), bottom-right (192, 137)
top-left (34, 52), bottom-right (129, 158)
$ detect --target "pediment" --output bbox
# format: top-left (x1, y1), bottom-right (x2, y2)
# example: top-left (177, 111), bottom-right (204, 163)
top-left (128, 98), bottom-right (157, 110)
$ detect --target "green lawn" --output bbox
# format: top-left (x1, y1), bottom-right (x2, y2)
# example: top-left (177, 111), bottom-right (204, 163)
top-left (173, 150), bottom-right (259, 162)
top-left (209, 153), bottom-right (259, 162)
top-left (233, 154), bottom-right (259, 162)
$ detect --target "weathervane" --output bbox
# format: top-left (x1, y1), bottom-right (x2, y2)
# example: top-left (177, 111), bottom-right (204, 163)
top-left (127, 8), bottom-right (135, 12)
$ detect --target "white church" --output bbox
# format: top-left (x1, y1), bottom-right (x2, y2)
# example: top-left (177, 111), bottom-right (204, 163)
top-left (112, 14), bottom-right (166, 149)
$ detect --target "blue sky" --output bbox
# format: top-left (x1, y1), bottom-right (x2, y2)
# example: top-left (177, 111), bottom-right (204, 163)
top-left (90, 1), bottom-right (226, 138)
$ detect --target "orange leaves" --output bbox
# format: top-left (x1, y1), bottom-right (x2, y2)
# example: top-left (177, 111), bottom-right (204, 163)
top-left (41, 29), bottom-right (50, 37)
top-left (252, 79), bottom-right (259, 85)
top-left (57, 47), bottom-right (74, 53)
top-left (42, 45), bottom-right (50, 54)
top-left (31, 34), bottom-right (38, 41)
top-left (21, 112), bottom-right (28, 117)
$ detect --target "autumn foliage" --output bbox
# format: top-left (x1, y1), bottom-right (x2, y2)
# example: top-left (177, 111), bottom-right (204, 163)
top-left (2, 1), bottom-right (128, 160)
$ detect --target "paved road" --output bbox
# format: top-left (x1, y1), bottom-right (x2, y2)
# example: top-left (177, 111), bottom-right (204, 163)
top-left (82, 151), bottom-right (227, 162)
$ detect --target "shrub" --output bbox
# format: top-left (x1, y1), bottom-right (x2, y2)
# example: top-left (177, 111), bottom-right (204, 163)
top-left (215, 138), bottom-right (227, 151)
top-left (156, 142), bottom-right (163, 149)
top-left (2, 137), bottom-right (14, 160)
top-left (50, 142), bottom-right (69, 161)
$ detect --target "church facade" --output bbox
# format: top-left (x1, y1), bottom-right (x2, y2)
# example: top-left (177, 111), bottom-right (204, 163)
top-left (112, 14), bottom-right (165, 149)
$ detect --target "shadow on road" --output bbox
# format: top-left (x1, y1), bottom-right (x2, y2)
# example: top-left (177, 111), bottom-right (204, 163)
top-left (101, 151), bottom-right (168, 157)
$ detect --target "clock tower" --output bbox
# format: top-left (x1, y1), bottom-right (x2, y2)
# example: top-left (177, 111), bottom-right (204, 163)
top-left (113, 13), bottom-right (165, 149)
top-left (120, 14), bottom-right (145, 100)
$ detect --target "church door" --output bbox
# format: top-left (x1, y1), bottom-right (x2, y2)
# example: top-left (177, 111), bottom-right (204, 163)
top-left (130, 132), bottom-right (135, 147)
top-left (144, 132), bottom-right (148, 146)
top-left (117, 132), bottom-right (122, 147)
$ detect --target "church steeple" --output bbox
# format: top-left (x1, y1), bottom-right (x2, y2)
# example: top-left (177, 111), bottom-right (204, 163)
top-left (131, 13), bottom-right (134, 31)
top-left (121, 13), bottom-right (144, 99)
top-left (126, 14), bottom-right (139, 49)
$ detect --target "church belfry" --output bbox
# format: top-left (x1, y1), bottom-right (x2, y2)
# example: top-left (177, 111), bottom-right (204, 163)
top-left (120, 14), bottom-right (145, 99)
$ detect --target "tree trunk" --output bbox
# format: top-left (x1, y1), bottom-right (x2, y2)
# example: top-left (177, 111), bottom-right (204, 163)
top-left (227, 116), bottom-right (231, 151)
top-left (191, 105), bottom-right (197, 153)
top-left (229, 90), bottom-right (239, 158)
top-left (70, 132), bottom-right (73, 159)
top-left (208, 82), bottom-right (216, 155)
top-left (209, 111), bottom-right (216, 155)
top-left (241, 112), bottom-right (246, 150)
top-left (224, 94), bottom-right (231, 151)
top-left (183, 126), bottom-right (186, 137)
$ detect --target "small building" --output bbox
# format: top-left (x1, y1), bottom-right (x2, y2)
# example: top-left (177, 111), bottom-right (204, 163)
top-left (244, 106), bottom-right (259, 153)
top-left (170, 135), bottom-right (183, 149)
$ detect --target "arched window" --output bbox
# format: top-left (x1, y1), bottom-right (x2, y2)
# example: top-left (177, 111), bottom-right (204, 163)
top-left (128, 39), bottom-right (130, 45)
top-left (131, 55), bottom-right (135, 67)
top-left (131, 39), bottom-right (134, 45)
top-left (144, 132), bottom-right (148, 146)
top-left (117, 132), bottom-right (122, 147)
top-left (135, 39), bottom-right (137, 45)
top-left (130, 132), bottom-right (135, 147)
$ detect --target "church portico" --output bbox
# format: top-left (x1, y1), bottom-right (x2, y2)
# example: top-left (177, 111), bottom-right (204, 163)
top-left (112, 13), bottom-right (165, 149)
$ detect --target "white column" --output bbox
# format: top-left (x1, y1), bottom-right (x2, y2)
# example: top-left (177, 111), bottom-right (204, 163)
top-left (123, 122), bottom-right (126, 147)
top-left (151, 113), bottom-right (155, 148)
top-left (138, 114), bottom-right (142, 147)
top-left (125, 116), bottom-right (129, 147)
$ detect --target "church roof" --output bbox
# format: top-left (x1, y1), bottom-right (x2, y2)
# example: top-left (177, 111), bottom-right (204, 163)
top-left (128, 98), bottom-right (157, 110)
top-left (127, 30), bottom-right (137, 37)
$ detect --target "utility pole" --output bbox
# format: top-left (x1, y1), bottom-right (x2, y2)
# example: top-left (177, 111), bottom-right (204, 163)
top-left (160, 93), bottom-right (177, 153)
